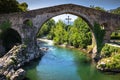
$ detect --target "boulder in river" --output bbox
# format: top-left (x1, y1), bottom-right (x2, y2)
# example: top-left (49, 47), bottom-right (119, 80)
top-left (10, 68), bottom-right (26, 80)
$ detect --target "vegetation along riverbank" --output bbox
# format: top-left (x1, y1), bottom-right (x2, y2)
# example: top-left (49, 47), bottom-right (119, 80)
top-left (0, 0), bottom-right (120, 79)
top-left (37, 16), bottom-right (120, 72)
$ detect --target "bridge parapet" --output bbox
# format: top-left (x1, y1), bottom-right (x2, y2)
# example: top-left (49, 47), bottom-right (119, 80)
top-left (0, 4), bottom-right (120, 56)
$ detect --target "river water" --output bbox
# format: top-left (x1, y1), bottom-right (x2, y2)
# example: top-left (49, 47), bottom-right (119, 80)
top-left (23, 40), bottom-right (120, 80)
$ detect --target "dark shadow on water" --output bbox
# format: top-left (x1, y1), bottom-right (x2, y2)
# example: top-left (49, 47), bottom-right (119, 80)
top-left (75, 57), bottom-right (120, 80)
top-left (22, 56), bottom-right (43, 80)
top-left (23, 57), bottom-right (42, 70)
top-left (23, 77), bottom-right (30, 80)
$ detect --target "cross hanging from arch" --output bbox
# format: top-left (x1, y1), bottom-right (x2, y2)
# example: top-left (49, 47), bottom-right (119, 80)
top-left (65, 16), bottom-right (72, 25)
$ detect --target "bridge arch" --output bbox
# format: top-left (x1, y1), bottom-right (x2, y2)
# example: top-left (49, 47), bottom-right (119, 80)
top-left (36, 13), bottom-right (93, 32)
top-left (33, 12), bottom-right (97, 54)
top-left (0, 28), bottom-right (22, 52)
top-left (1, 4), bottom-right (120, 58)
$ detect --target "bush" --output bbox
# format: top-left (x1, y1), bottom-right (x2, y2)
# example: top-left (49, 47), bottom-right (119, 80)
top-left (111, 32), bottom-right (120, 39)
top-left (93, 22), bottom-right (105, 52)
top-left (101, 44), bottom-right (120, 58)
top-left (97, 44), bottom-right (120, 70)
top-left (98, 54), bottom-right (120, 69)
top-left (24, 20), bottom-right (33, 27)
top-left (0, 20), bottom-right (11, 31)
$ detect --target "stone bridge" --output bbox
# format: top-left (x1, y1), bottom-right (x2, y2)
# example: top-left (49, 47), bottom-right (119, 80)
top-left (0, 4), bottom-right (120, 57)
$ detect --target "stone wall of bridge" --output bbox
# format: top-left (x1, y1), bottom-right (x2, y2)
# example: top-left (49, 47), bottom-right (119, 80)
top-left (0, 4), bottom-right (120, 58)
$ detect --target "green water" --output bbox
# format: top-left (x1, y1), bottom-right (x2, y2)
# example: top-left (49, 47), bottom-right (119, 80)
top-left (24, 42), bottom-right (120, 80)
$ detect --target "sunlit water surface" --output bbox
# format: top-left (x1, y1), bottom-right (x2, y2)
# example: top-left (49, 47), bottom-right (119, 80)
top-left (23, 41), bottom-right (120, 80)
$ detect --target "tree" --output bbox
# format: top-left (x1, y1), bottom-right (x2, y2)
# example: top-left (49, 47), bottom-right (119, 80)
top-left (18, 2), bottom-right (28, 12)
top-left (37, 19), bottom-right (55, 37)
top-left (69, 17), bottom-right (92, 48)
top-left (93, 23), bottom-right (105, 52)
top-left (90, 5), bottom-right (106, 12)
top-left (53, 20), bottom-right (67, 44)
top-left (68, 27), bottom-right (79, 47)
top-left (109, 7), bottom-right (120, 14)
top-left (40, 17), bottom-right (92, 49)
top-left (0, 0), bottom-right (28, 14)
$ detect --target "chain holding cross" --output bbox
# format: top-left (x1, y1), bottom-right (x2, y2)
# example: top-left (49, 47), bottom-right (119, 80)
top-left (65, 16), bottom-right (72, 25)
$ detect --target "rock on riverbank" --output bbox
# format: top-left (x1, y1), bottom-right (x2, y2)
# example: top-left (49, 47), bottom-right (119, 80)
top-left (0, 44), bottom-right (43, 80)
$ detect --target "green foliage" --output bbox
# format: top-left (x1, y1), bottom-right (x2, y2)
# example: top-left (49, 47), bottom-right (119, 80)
top-left (93, 22), bottom-right (105, 52)
top-left (47, 27), bottom-right (55, 40)
top-left (110, 7), bottom-right (120, 14)
top-left (53, 20), bottom-right (67, 44)
top-left (18, 2), bottom-right (28, 12)
top-left (98, 54), bottom-right (120, 69)
top-left (68, 18), bottom-right (92, 48)
top-left (24, 20), bottom-right (33, 27)
top-left (97, 44), bottom-right (120, 70)
top-left (111, 32), bottom-right (120, 39)
top-left (0, 0), bottom-right (28, 14)
top-left (47, 17), bottom-right (92, 48)
top-left (101, 44), bottom-right (120, 58)
top-left (0, 20), bottom-right (11, 39)
top-left (39, 17), bottom-right (92, 49)
top-left (0, 20), bottom-right (11, 31)
top-left (37, 19), bottom-right (55, 37)
top-left (90, 5), bottom-right (106, 11)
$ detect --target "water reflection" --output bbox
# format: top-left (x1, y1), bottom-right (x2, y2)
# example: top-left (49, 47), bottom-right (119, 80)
top-left (23, 41), bottom-right (120, 80)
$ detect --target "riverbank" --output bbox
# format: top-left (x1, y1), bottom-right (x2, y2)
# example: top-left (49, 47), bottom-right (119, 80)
top-left (2, 38), bottom-right (120, 80)
top-left (96, 43), bottom-right (120, 72)
top-left (0, 44), bottom-right (43, 80)
top-left (24, 38), bottom-right (120, 80)
top-left (37, 38), bottom-right (54, 45)
top-left (39, 37), bottom-right (93, 53)
top-left (37, 38), bottom-right (92, 63)
top-left (38, 38), bottom-right (120, 73)
top-left (37, 38), bottom-right (89, 54)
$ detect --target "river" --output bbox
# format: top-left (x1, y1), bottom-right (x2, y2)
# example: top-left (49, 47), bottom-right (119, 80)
top-left (23, 40), bottom-right (120, 80)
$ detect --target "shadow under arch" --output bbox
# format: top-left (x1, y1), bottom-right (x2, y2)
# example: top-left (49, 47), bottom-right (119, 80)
top-left (36, 12), bottom-right (97, 53)
top-left (1, 28), bottom-right (22, 52)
